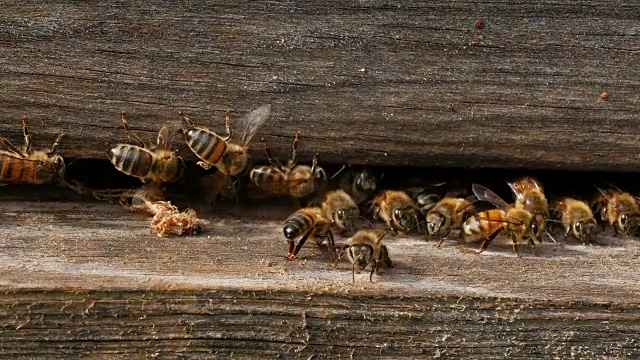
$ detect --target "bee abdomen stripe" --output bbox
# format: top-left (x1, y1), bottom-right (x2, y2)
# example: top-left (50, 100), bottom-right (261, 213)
top-left (203, 135), bottom-right (226, 164)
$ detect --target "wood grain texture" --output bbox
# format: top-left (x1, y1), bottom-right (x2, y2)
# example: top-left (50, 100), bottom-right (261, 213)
top-left (1, 191), bottom-right (640, 358)
top-left (0, 1), bottom-right (638, 171)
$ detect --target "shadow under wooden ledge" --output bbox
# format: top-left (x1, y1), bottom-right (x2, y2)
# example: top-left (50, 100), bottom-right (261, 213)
top-left (1, 193), bottom-right (639, 358)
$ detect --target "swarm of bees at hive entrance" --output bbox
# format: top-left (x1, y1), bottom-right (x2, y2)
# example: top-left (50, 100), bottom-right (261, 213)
top-left (4, 106), bottom-right (640, 282)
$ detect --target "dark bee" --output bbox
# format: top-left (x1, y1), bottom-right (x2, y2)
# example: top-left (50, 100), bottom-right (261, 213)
top-left (337, 167), bottom-right (379, 205)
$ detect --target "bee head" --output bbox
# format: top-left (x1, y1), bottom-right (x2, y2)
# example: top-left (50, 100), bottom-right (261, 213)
top-left (225, 148), bottom-right (250, 176)
top-left (394, 207), bottom-right (423, 234)
top-left (426, 212), bottom-right (446, 236)
top-left (349, 244), bottom-right (372, 270)
top-left (336, 206), bottom-right (360, 231)
top-left (575, 219), bottom-right (597, 244)
top-left (355, 169), bottom-right (377, 193)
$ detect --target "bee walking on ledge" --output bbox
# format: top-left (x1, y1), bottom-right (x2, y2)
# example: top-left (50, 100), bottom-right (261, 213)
top-left (283, 207), bottom-right (335, 261)
top-left (346, 230), bottom-right (393, 282)
top-left (0, 116), bottom-right (64, 185)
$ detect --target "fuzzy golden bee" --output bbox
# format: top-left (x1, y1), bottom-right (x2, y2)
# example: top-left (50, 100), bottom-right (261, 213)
top-left (250, 131), bottom-right (327, 199)
top-left (508, 177), bottom-right (550, 239)
top-left (283, 207), bottom-right (335, 260)
top-left (346, 230), bottom-right (393, 282)
top-left (555, 198), bottom-right (598, 244)
top-left (370, 190), bottom-right (423, 235)
top-left (0, 116), bottom-right (64, 185)
top-left (181, 104), bottom-right (271, 176)
top-left (321, 189), bottom-right (360, 233)
top-left (593, 187), bottom-right (640, 236)
top-left (460, 184), bottom-right (541, 257)
top-left (416, 191), bottom-right (442, 213)
top-left (337, 167), bottom-right (379, 205)
top-left (108, 113), bottom-right (185, 184)
top-left (425, 196), bottom-right (476, 247)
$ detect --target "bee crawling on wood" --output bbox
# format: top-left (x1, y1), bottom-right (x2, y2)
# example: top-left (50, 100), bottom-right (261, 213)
top-left (508, 177), bottom-right (550, 242)
top-left (345, 229), bottom-right (393, 282)
top-left (592, 187), bottom-right (640, 236)
top-left (370, 190), bottom-right (423, 235)
top-left (250, 131), bottom-right (327, 200)
top-left (425, 196), bottom-right (477, 247)
top-left (283, 207), bottom-right (335, 261)
top-left (0, 116), bottom-right (65, 185)
top-left (555, 198), bottom-right (598, 245)
top-left (108, 112), bottom-right (185, 184)
top-left (460, 184), bottom-right (542, 257)
top-left (321, 189), bottom-right (360, 234)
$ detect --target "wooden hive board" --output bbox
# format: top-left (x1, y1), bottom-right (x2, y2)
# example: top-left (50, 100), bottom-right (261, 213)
top-left (0, 1), bottom-right (638, 171)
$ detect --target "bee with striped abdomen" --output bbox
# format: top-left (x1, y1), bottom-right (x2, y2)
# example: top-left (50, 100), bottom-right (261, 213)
top-left (321, 189), bottom-right (360, 233)
top-left (346, 229), bottom-right (393, 282)
top-left (370, 190), bottom-right (423, 235)
top-left (181, 104), bottom-right (271, 176)
top-left (555, 198), bottom-right (598, 244)
top-left (283, 207), bottom-right (335, 260)
top-left (460, 184), bottom-right (540, 257)
top-left (250, 131), bottom-right (327, 199)
top-left (108, 113), bottom-right (185, 184)
top-left (0, 116), bottom-right (64, 184)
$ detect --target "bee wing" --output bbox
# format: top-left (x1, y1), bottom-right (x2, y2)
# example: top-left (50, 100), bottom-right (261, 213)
top-left (506, 181), bottom-right (520, 200)
top-left (471, 184), bottom-right (510, 211)
top-left (156, 122), bottom-right (179, 150)
top-left (239, 104), bottom-right (271, 146)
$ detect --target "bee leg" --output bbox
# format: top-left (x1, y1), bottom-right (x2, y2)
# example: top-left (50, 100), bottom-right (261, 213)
top-left (120, 112), bottom-right (146, 148)
top-left (437, 228), bottom-right (453, 248)
top-left (47, 133), bottom-right (64, 155)
top-left (223, 110), bottom-right (232, 141)
top-left (196, 161), bottom-right (212, 170)
top-left (324, 230), bottom-right (336, 261)
top-left (563, 226), bottom-right (571, 242)
top-left (527, 237), bottom-right (538, 256)
top-left (179, 111), bottom-right (195, 127)
top-left (369, 260), bottom-right (379, 282)
top-left (381, 245), bottom-right (393, 268)
top-left (290, 229), bottom-right (313, 260)
top-left (261, 137), bottom-right (285, 170)
top-left (352, 262), bottom-right (356, 283)
top-left (508, 232), bottom-right (521, 258)
top-left (21, 116), bottom-right (32, 155)
top-left (462, 229), bottom-right (500, 255)
top-left (291, 131), bottom-right (300, 166)
top-left (612, 224), bottom-right (619, 237)
top-left (0, 136), bottom-right (25, 157)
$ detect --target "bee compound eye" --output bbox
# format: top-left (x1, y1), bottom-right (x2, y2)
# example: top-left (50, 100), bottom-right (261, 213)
top-left (621, 214), bottom-right (628, 225)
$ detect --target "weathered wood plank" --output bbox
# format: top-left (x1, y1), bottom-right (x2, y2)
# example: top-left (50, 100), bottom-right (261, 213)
top-left (0, 1), bottom-right (638, 171)
top-left (1, 191), bottom-right (640, 358)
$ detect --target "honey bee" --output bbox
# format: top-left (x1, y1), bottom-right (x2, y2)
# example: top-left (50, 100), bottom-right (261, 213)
top-left (426, 196), bottom-right (477, 247)
top-left (0, 116), bottom-right (64, 185)
top-left (555, 198), bottom-right (598, 244)
top-left (250, 131), bottom-right (327, 199)
top-left (321, 189), bottom-right (360, 233)
top-left (283, 207), bottom-right (335, 260)
top-left (181, 104), bottom-right (271, 176)
top-left (416, 192), bottom-right (441, 213)
top-left (460, 184), bottom-right (541, 257)
top-left (108, 113), bottom-right (185, 184)
top-left (370, 190), bottom-right (423, 235)
top-left (346, 230), bottom-right (393, 282)
top-left (508, 177), bottom-right (549, 239)
top-left (337, 167), bottom-right (379, 205)
top-left (593, 187), bottom-right (640, 236)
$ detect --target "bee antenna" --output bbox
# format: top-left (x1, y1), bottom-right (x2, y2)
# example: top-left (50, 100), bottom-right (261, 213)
top-left (329, 164), bottom-right (347, 180)
top-left (606, 183), bottom-right (624, 193)
top-left (544, 230), bottom-right (557, 243)
top-left (352, 262), bottom-right (356, 283)
top-left (377, 172), bottom-right (385, 182)
top-left (595, 186), bottom-right (613, 202)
